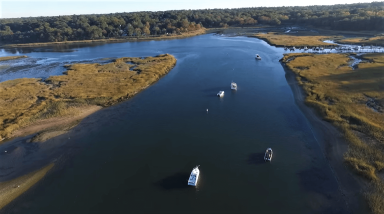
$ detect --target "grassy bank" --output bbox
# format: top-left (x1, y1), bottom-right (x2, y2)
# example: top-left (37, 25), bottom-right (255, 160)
top-left (338, 36), bottom-right (384, 46)
top-left (0, 56), bottom-right (28, 62)
top-left (253, 32), bottom-right (339, 47)
top-left (1, 28), bottom-right (206, 48)
top-left (0, 163), bottom-right (54, 210)
top-left (0, 54), bottom-right (177, 142)
top-left (281, 53), bottom-right (384, 214)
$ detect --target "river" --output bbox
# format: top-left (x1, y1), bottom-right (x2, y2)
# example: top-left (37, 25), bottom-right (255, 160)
top-left (0, 34), bottom-right (366, 214)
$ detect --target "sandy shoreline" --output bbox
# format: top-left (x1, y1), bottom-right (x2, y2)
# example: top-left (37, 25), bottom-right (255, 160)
top-left (11, 105), bottom-right (102, 141)
top-left (281, 62), bottom-right (371, 213)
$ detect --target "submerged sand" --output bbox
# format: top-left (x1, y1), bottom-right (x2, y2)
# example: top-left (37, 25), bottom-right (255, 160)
top-left (0, 163), bottom-right (54, 210)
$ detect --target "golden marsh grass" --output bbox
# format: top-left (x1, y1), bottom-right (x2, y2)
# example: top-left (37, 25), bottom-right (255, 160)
top-left (282, 53), bottom-right (384, 214)
top-left (254, 32), bottom-right (339, 47)
top-left (338, 36), bottom-right (384, 46)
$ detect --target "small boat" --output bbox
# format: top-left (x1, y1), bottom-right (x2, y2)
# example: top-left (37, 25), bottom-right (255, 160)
top-left (290, 47), bottom-right (296, 51)
top-left (304, 46), bottom-right (308, 51)
top-left (188, 165), bottom-right (200, 186)
top-left (231, 82), bottom-right (237, 90)
top-left (284, 47), bottom-right (288, 51)
top-left (255, 54), bottom-right (261, 60)
top-left (264, 148), bottom-right (273, 161)
top-left (217, 91), bottom-right (224, 97)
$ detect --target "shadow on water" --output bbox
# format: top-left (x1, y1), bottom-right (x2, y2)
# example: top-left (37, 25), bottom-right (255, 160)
top-left (246, 152), bottom-right (266, 165)
top-left (155, 172), bottom-right (191, 190)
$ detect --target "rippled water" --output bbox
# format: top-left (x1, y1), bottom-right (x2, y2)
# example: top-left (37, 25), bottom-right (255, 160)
top-left (0, 35), bottom-right (366, 214)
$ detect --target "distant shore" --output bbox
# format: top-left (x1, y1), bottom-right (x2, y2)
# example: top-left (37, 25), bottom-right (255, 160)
top-left (0, 28), bottom-right (206, 48)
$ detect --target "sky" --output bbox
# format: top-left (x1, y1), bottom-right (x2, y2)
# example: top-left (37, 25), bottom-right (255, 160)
top-left (0, 0), bottom-right (378, 18)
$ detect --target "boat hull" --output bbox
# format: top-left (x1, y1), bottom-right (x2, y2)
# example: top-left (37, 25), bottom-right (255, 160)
top-left (188, 167), bottom-right (200, 186)
top-left (264, 148), bottom-right (273, 161)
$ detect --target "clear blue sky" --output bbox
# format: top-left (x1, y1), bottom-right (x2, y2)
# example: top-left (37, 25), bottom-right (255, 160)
top-left (0, 0), bottom-right (378, 18)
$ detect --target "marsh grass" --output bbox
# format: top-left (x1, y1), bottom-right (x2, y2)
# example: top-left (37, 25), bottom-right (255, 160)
top-left (0, 54), bottom-right (176, 141)
top-left (338, 36), bottom-right (384, 46)
top-left (282, 53), bottom-right (384, 214)
top-left (254, 32), bottom-right (340, 47)
top-left (0, 55), bottom-right (27, 62)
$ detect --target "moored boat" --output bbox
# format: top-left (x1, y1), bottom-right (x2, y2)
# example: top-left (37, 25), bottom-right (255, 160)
top-left (217, 91), bottom-right (224, 97)
top-left (255, 54), bottom-right (261, 60)
top-left (264, 148), bottom-right (273, 161)
top-left (231, 82), bottom-right (237, 90)
top-left (188, 165), bottom-right (200, 186)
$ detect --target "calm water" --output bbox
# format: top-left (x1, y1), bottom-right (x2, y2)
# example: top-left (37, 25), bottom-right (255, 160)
top-left (0, 35), bottom-right (358, 213)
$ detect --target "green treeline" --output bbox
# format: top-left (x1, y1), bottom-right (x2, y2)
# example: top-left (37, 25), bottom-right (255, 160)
top-left (0, 2), bottom-right (383, 44)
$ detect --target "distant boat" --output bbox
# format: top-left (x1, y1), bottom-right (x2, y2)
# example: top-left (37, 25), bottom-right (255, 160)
top-left (290, 47), bottom-right (296, 51)
top-left (304, 46), bottom-right (308, 50)
top-left (284, 47), bottom-right (288, 51)
top-left (188, 165), bottom-right (200, 186)
top-left (231, 82), bottom-right (237, 90)
top-left (264, 148), bottom-right (273, 161)
top-left (255, 54), bottom-right (261, 60)
top-left (217, 91), bottom-right (224, 97)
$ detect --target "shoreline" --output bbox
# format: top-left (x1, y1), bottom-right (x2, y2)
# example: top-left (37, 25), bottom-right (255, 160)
top-left (0, 29), bottom-right (206, 48)
top-left (281, 61), bottom-right (371, 213)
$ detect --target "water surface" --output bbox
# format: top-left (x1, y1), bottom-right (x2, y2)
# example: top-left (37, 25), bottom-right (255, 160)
top-left (0, 35), bottom-right (361, 214)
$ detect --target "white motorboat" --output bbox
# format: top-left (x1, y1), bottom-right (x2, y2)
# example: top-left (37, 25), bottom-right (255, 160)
top-left (304, 46), bottom-right (308, 50)
top-left (217, 91), bottom-right (224, 97)
top-left (188, 165), bottom-right (200, 186)
top-left (231, 82), bottom-right (237, 90)
top-left (255, 54), bottom-right (261, 60)
top-left (264, 148), bottom-right (273, 161)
